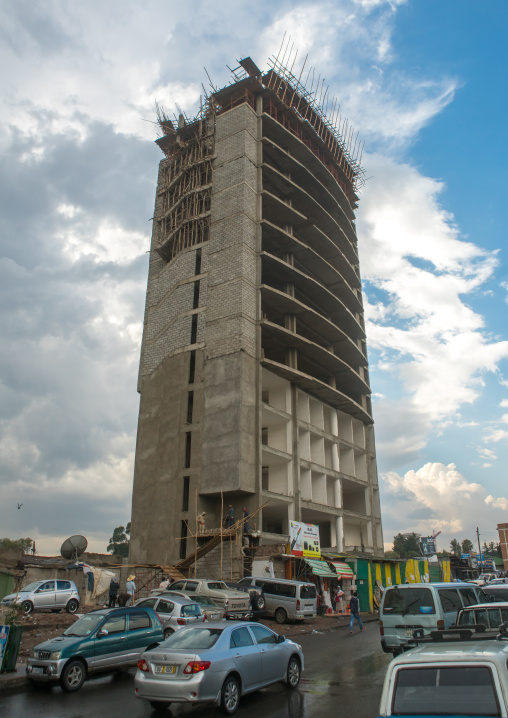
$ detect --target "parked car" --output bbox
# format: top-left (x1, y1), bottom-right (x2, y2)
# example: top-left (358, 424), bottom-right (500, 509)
top-left (150, 590), bottom-right (227, 622)
top-left (486, 577), bottom-right (508, 586)
top-left (134, 621), bottom-right (304, 714)
top-left (456, 601), bottom-right (508, 632)
top-left (26, 606), bottom-right (164, 692)
top-left (168, 579), bottom-right (252, 620)
top-left (378, 631), bottom-right (508, 717)
top-left (1, 579), bottom-right (80, 615)
top-left (468, 572), bottom-right (498, 586)
top-left (379, 582), bottom-right (486, 654)
top-left (224, 581), bottom-right (266, 617)
top-left (134, 595), bottom-right (205, 638)
top-left (237, 577), bottom-right (317, 624)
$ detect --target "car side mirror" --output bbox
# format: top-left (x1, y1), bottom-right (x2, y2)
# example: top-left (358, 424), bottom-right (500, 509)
top-left (35, 589), bottom-right (42, 594)
top-left (98, 629), bottom-right (109, 637)
top-left (278, 634), bottom-right (285, 643)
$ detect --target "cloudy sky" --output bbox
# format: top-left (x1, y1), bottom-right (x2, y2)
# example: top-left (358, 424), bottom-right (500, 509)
top-left (1, 0), bottom-right (507, 556)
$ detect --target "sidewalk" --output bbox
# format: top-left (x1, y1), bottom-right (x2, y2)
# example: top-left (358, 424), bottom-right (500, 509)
top-left (0, 663), bottom-right (27, 693)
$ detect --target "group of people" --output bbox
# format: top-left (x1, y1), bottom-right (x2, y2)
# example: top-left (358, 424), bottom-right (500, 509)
top-left (107, 574), bottom-right (137, 608)
top-left (317, 586), bottom-right (346, 615)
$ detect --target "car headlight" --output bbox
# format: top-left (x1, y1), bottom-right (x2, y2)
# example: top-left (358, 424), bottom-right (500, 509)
top-left (49, 651), bottom-right (61, 659)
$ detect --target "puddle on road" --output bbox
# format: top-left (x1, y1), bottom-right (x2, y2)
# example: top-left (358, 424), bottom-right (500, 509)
top-left (300, 652), bottom-right (390, 694)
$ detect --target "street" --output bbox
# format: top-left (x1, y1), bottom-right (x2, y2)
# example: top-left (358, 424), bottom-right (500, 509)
top-left (0, 624), bottom-right (390, 718)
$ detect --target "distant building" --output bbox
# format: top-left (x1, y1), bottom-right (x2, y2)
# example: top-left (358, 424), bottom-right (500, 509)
top-left (497, 523), bottom-right (508, 570)
top-left (129, 56), bottom-right (384, 566)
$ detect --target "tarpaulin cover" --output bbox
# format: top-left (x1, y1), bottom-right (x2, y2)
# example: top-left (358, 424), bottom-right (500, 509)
top-left (303, 558), bottom-right (337, 578)
top-left (330, 561), bottom-right (355, 579)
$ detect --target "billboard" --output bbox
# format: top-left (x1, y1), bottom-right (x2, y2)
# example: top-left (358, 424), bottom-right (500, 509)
top-left (289, 521), bottom-right (321, 558)
top-left (420, 537), bottom-right (436, 556)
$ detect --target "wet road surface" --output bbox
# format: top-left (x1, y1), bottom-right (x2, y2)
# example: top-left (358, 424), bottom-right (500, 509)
top-left (1, 624), bottom-right (391, 718)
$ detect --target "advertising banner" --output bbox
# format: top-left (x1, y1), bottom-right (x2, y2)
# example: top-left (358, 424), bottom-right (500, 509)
top-left (420, 537), bottom-right (436, 556)
top-left (289, 521), bottom-right (321, 558)
top-left (0, 625), bottom-right (10, 670)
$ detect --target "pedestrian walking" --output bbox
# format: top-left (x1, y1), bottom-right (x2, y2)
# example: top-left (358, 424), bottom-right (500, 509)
top-left (126, 574), bottom-right (136, 606)
top-left (108, 575), bottom-right (120, 608)
top-left (349, 591), bottom-right (365, 633)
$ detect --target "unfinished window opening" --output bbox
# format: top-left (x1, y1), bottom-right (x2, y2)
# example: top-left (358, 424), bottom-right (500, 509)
top-left (190, 314), bottom-right (198, 344)
top-left (261, 427), bottom-right (268, 445)
top-left (195, 248), bottom-right (202, 275)
top-left (262, 467), bottom-right (269, 491)
top-left (182, 476), bottom-right (190, 512)
top-left (188, 350), bottom-right (196, 384)
top-left (187, 391), bottom-right (194, 424)
top-left (185, 432), bottom-right (192, 468)
top-left (179, 520), bottom-right (188, 560)
top-left (193, 281), bottom-right (200, 309)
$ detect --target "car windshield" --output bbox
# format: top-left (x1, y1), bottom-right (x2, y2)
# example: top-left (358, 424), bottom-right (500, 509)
top-left (63, 614), bottom-right (105, 637)
top-left (383, 588), bottom-right (436, 615)
top-left (19, 582), bottom-right (43, 593)
top-left (392, 666), bottom-right (500, 716)
top-left (163, 628), bottom-right (223, 650)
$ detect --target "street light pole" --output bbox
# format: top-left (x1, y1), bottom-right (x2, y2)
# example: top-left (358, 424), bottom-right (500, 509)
top-left (477, 527), bottom-right (482, 570)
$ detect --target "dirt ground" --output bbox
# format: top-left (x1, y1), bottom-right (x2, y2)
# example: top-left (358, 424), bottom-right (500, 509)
top-left (15, 608), bottom-right (372, 663)
top-left (15, 611), bottom-right (85, 664)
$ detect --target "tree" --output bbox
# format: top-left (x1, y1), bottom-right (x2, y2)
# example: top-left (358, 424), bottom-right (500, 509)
top-left (392, 533), bottom-right (422, 559)
top-left (461, 539), bottom-right (474, 554)
top-left (450, 539), bottom-right (461, 556)
top-left (107, 523), bottom-right (131, 557)
top-left (0, 537), bottom-right (33, 553)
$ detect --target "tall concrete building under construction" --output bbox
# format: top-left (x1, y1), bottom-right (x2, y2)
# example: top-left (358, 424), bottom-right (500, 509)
top-left (129, 55), bottom-right (383, 566)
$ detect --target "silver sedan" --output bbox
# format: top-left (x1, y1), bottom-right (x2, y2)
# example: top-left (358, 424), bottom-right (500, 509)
top-left (134, 595), bottom-right (205, 639)
top-left (134, 621), bottom-right (304, 715)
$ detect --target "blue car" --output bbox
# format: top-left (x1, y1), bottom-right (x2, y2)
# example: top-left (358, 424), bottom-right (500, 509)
top-left (26, 606), bottom-right (163, 691)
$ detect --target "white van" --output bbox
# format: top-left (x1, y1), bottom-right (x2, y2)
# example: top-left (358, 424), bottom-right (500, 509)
top-left (237, 577), bottom-right (317, 624)
top-left (380, 582), bottom-right (486, 654)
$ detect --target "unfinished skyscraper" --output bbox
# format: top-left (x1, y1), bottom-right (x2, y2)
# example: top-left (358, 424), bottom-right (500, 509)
top-left (129, 53), bottom-right (383, 566)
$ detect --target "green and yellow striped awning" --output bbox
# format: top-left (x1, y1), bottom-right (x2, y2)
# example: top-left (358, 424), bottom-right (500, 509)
top-left (330, 561), bottom-right (355, 579)
top-left (303, 558), bottom-right (337, 578)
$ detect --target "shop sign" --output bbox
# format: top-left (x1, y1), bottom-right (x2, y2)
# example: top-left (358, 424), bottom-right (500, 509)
top-left (289, 521), bottom-right (321, 558)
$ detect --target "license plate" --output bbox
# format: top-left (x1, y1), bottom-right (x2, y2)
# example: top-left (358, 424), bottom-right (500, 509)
top-left (32, 667), bottom-right (45, 674)
top-left (155, 665), bottom-right (176, 674)
top-left (210, 613), bottom-right (219, 620)
top-left (405, 628), bottom-right (414, 638)
top-left (231, 604), bottom-right (244, 610)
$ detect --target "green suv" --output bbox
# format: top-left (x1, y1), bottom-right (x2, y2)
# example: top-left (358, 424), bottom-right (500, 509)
top-left (26, 607), bottom-right (163, 691)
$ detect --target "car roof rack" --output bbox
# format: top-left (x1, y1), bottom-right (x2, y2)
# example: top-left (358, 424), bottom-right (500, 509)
top-left (407, 624), bottom-right (498, 645)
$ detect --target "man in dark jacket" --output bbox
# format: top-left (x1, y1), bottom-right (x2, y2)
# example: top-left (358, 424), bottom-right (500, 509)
top-left (349, 591), bottom-right (365, 633)
top-left (108, 576), bottom-right (120, 608)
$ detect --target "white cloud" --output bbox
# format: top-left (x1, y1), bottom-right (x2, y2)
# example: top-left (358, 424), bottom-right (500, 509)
top-left (500, 399), bottom-right (508, 408)
top-left (382, 463), bottom-right (508, 547)
top-left (360, 154), bottom-right (508, 462)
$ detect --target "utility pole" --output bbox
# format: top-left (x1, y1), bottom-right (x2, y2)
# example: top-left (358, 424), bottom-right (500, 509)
top-left (477, 527), bottom-right (482, 569)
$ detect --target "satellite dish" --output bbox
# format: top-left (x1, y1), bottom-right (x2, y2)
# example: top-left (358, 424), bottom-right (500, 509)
top-left (60, 535), bottom-right (88, 561)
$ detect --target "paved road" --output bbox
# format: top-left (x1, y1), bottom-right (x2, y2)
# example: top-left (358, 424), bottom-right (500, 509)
top-left (1, 624), bottom-right (391, 718)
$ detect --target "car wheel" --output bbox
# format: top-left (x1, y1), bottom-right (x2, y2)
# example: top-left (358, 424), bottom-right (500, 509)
top-left (221, 675), bottom-right (240, 715)
top-left (253, 594), bottom-right (265, 611)
top-left (287, 656), bottom-right (301, 688)
top-left (149, 700), bottom-right (171, 709)
top-left (275, 607), bottom-right (287, 624)
top-left (60, 660), bottom-right (86, 692)
top-left (22, 600), bottom-right (33, 615)
top-left (66, 599), bottom-right (79, 614)
top-left (164, 628), bottom-right (174, 639)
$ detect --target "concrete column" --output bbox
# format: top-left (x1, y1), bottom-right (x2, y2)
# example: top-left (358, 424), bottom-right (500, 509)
top-left (335, 515), bottom-right (344, 552)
